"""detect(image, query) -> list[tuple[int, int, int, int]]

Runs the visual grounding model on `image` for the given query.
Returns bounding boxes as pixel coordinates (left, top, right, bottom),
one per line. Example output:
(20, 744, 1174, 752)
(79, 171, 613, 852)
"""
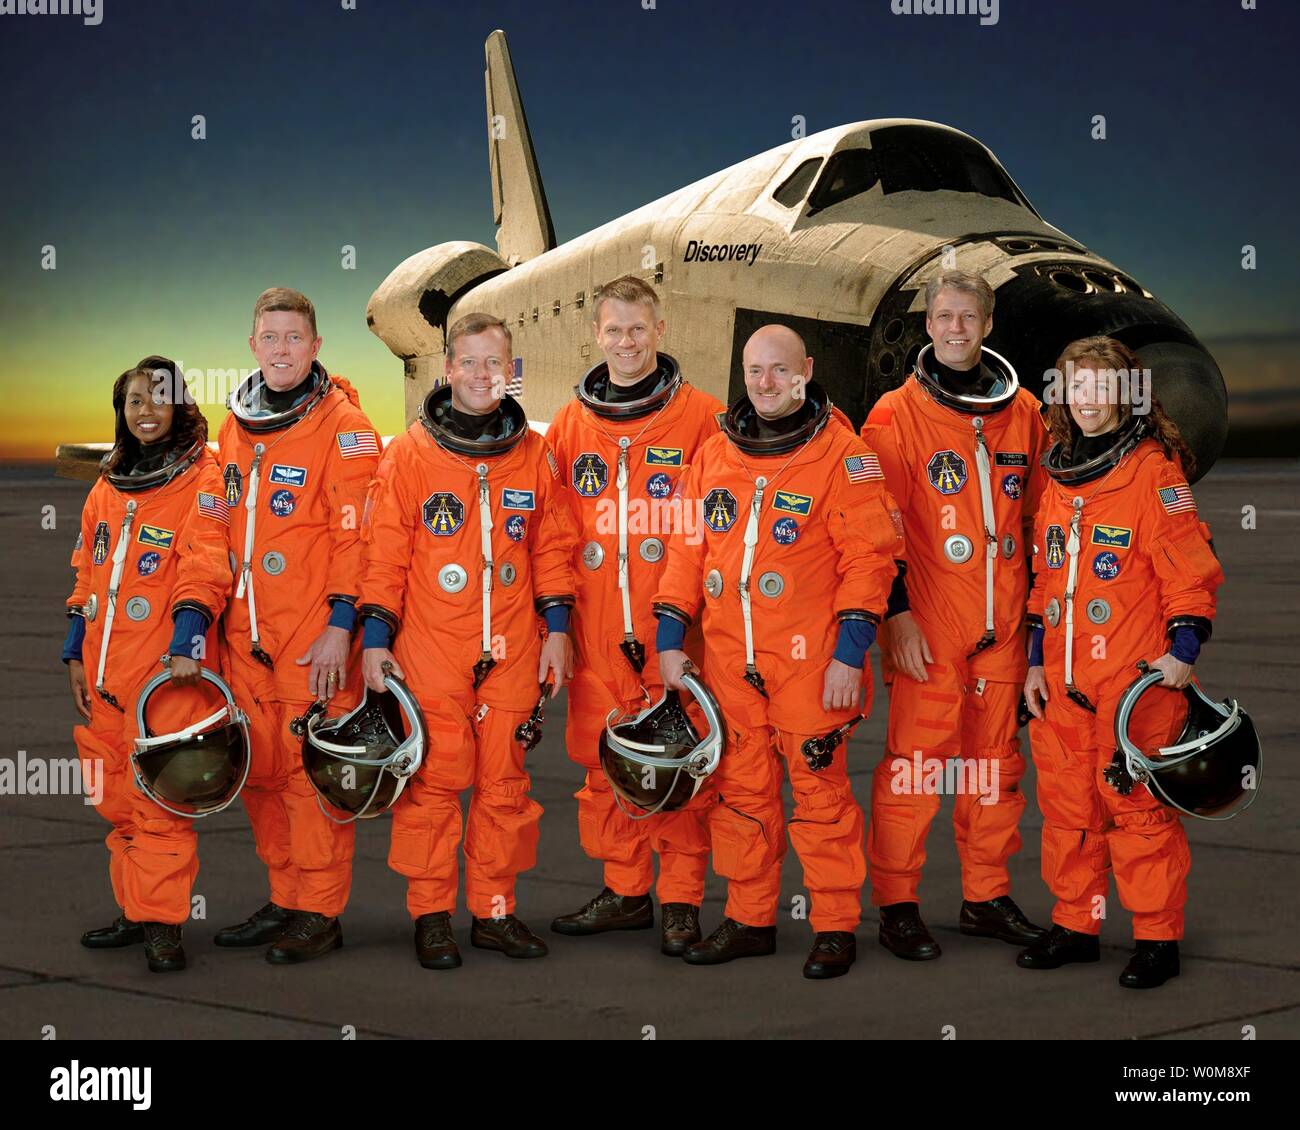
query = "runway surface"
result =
(1, 460, 1295, 1040)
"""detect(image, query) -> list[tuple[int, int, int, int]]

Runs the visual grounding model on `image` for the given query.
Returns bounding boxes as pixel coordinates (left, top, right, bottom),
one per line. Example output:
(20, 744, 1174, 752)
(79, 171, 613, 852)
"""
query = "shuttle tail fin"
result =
(485, 30, 556, 266)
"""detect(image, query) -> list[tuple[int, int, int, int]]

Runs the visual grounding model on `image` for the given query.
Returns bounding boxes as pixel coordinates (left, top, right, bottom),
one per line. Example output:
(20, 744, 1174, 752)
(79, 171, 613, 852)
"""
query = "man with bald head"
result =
(654, 325, 901, 978)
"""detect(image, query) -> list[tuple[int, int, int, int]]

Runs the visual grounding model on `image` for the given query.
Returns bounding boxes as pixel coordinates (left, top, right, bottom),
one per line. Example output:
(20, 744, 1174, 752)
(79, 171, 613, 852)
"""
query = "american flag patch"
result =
(546, 449, 559, 479)
(337, 431, 379, 459)
(844, 454, 884, 483)
(1157, 483, 1196, 515)
(197, 492, 230, 525)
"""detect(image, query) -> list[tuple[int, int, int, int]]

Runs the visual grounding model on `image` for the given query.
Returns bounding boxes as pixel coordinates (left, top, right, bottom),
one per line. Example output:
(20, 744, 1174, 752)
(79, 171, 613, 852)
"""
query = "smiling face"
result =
(1067, 363, 1121, 436)
(595, 298, 664, 385)
(445, 325, 511, 414)
(743, 325, 813, 420)
(250, 310, 322, 392)
(926, 286, 992, 371)
(123, 372, 174, 445)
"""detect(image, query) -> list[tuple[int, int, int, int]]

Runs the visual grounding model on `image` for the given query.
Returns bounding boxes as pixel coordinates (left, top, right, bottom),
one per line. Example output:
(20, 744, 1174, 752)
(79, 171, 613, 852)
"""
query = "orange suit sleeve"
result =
(171, 459, 233, 623)
(358, 440, 417, 636)
(1145, 461, 1222, 636)
(826, 451, 902, 623)
(529, 439, 578, 612)
(67, 481, 100, 614)
(324, 415, 382, 608)
(652, 458, 707, 628)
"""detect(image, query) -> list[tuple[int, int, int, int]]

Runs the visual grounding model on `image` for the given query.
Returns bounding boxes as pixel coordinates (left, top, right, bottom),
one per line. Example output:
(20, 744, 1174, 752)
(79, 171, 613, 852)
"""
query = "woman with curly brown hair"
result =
(1018, 335, 1223, 988)
(63, 356, 232, 973)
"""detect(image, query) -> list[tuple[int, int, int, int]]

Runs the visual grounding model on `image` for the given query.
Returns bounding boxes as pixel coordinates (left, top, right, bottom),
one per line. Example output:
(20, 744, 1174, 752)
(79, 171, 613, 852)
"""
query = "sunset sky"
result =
(1, 0, 1295, 459)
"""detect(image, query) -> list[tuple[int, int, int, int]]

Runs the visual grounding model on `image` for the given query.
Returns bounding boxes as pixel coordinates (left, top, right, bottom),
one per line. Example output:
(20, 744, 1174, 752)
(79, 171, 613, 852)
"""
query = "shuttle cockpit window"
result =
(808, 125, 1035, 215)
(772, 158, 823, 208)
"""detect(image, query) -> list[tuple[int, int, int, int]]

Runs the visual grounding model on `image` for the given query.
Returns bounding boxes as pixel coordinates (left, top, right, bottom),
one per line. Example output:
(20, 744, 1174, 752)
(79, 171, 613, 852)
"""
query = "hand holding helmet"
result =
(600, 670, 724, 819)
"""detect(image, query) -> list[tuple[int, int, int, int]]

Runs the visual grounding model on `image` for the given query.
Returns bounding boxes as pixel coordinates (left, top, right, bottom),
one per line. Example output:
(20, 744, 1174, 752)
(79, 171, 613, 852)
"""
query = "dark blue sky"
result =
(1, 0, 1295, 450)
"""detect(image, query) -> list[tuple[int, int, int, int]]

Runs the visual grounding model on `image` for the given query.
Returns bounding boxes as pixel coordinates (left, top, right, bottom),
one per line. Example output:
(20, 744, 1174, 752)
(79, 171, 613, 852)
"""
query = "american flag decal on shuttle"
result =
(337, 431, 379, 459)
(505, 358, 523, 398)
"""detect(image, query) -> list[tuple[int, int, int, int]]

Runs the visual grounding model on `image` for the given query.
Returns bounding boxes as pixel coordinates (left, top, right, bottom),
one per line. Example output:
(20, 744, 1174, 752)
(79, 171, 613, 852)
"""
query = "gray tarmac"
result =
(1, 461, 1296, 1040)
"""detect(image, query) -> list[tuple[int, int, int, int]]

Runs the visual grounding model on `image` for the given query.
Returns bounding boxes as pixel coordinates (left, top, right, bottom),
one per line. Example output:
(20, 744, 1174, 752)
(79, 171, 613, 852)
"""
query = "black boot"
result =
(414, 911, 462, 970)
(80, 914, 143, 949)
(265, 912, 342, 964)
(682, 918, 776, 965)
(214, 902, 291, 947)
(660, 903, 702, 957)
(803, 932, 857, 980)
(878, 902, 941, 961)
(1119, 940, 1180, 989)
(959, 895, 1049, 945)
(550, 887, 654, 936)
(1016, 924, 1101, 969)
(471, 914, 549, 958)
(142, 922, 186, 973)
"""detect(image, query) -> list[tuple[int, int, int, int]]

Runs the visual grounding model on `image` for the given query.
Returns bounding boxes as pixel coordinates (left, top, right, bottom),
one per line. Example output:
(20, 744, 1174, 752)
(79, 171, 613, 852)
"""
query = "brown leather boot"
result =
(414, 911, 462, 970)
(550, 887, 653, 936)
(265, 912, 342, 964)
(682, 918, 776, 965)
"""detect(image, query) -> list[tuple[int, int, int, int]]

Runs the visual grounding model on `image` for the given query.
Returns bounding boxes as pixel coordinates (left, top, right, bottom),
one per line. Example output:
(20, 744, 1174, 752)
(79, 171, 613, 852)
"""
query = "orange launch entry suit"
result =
(68, 448, 232, 925)
(359, 400, 577, 919)
(654, 398, 900, 933)
(218, 371, 380, 918)
(861, 371, 1048, 907)
(546, 370, 724, 904)
(1028, 439, 1222, 940)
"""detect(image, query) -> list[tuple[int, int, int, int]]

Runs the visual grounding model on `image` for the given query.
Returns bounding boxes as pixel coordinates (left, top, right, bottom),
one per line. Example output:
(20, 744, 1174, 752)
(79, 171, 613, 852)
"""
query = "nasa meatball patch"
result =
(1001, 473, 1022, 500)
(646, 472, 673, 499)
(423, 492, 465, 536)
(772, 517, 799, 545)
(1092, 551, 1121, 580)
(137, 551, 161, 576)
(572, 452, 609, 497)
(927, 450, 968, 495)
(505, 514, 527, 542)
(268, 490, 296, 519)
(703, 488, 738, 533)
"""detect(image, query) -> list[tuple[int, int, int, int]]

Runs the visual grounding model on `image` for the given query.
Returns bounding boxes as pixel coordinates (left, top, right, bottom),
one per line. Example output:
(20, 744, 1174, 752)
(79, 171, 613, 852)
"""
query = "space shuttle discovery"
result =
(368, 29, 1226, 480)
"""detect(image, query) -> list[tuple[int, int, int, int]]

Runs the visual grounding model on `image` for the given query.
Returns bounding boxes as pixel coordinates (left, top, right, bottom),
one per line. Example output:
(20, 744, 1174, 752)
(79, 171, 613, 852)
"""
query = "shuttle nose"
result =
(1122, 339, 1227, 478)
(981, 265, 1228, 481)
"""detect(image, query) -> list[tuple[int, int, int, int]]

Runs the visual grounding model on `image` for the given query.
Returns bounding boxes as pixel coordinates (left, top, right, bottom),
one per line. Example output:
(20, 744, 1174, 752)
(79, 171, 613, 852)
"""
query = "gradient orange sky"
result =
(2, 270, 408, 461)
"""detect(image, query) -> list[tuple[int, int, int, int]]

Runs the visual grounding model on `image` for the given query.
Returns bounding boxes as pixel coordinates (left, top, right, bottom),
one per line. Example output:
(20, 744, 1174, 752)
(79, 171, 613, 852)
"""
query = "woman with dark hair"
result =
(1019, 336, 1223, 988)
(64, 356, 232, 973)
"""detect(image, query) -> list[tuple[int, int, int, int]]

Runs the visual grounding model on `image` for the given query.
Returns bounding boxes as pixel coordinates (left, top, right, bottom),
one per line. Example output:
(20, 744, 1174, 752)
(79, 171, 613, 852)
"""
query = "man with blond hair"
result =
(860, 270, 1048, 960)
(215, 287, 381, 963)
(546, 276, 724, 957)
